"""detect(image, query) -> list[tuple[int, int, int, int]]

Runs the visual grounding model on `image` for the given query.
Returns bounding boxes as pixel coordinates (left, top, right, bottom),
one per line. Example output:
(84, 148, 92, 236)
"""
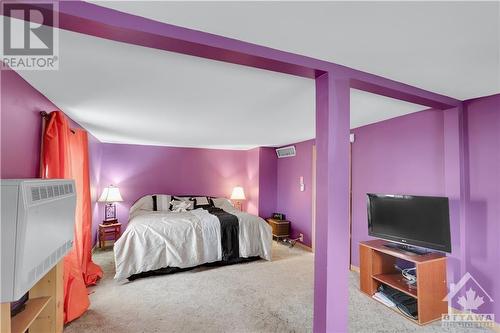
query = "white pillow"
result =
(212, 197, 234, 211)
(156, 195, 172, 211)
(129, 196, 153, 214)
(129, 194, 172, 220)
(191, 196, 212, 208)
(170, 200, 193, 212)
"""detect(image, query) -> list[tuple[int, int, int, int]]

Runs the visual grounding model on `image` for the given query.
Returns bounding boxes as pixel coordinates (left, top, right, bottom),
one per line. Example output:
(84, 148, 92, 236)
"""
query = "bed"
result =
(113, 195, 272, 280)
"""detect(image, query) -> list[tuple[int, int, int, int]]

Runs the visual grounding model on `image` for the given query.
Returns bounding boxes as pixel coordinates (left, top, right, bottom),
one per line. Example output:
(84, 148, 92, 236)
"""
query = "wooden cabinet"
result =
(99, 222, 122, 248)
(266, 218, 290, 240)
(359, 240, 448, 325)
(0, 262, 63, 333)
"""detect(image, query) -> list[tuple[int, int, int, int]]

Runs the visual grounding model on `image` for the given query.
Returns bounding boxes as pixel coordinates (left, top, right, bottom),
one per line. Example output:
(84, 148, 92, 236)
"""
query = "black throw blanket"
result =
(205, 206, 239, 261)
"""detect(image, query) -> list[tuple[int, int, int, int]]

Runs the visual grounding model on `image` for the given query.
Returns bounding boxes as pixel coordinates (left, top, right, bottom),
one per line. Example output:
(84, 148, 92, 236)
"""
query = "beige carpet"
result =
(65, 243, 487, 333)
(65, 243, 314, 333)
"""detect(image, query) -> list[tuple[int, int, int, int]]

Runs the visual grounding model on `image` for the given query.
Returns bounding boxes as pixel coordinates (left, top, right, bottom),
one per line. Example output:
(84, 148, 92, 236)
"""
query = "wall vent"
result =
(30, 183, 74, 202)
(276, 145, 296, 158)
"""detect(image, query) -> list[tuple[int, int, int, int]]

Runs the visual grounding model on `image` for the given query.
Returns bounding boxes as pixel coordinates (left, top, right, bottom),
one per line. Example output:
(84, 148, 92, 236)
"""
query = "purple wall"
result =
(350, 109, 446, 266)
(1, 69, 48, 178)
(258, 147, 278, 219)
(1, 66, 103, 245)
(464, 94, 500, 318)
(350, 99, 500, 323)
(276, 140, 315, 247)
(97, 143, 274, 230)
(245, 147, 260, 216)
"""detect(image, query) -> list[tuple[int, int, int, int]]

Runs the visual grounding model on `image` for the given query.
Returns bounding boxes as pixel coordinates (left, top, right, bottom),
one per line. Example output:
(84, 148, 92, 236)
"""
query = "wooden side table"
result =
(98, 222, 121, 249)
(266, 218, 290, 241)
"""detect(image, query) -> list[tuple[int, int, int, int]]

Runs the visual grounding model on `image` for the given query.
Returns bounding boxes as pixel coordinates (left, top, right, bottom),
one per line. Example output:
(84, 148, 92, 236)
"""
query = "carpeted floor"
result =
(64, 243, 487, 333)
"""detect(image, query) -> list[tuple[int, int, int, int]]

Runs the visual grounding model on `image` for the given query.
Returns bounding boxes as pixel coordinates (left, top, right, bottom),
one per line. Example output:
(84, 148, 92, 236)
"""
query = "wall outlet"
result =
(298, 233, 304, 242)
(299, 176, 305, 192)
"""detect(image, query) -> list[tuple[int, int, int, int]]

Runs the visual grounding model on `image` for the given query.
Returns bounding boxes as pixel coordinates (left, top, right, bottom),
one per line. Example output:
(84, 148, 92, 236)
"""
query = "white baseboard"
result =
(350, 264, 360, 273)
(294, 241, 313, 252)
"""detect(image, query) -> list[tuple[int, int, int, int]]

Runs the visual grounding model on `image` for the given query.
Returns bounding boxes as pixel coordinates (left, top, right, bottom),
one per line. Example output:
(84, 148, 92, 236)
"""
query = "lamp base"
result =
(102, 218, 118, 225)
(104, 203, 117, 220)
(233, 201, 242, 211)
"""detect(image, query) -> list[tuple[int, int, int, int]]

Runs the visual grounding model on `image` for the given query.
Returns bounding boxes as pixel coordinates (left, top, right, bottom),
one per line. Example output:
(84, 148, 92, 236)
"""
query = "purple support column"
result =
(443, 105, 468, 284)
(315, 74, 350, 333)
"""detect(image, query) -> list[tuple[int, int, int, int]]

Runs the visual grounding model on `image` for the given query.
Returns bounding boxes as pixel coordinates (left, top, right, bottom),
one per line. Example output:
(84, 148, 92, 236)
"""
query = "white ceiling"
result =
(94, 1, 500, 101)
(15, 28, 315, 149)
(11, 0, 498, 149)
(12, 22, 426, 149)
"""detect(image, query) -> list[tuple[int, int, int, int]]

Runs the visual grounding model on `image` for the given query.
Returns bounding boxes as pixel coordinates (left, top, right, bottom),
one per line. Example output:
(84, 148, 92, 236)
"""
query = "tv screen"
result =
(367, 194, 451, 253)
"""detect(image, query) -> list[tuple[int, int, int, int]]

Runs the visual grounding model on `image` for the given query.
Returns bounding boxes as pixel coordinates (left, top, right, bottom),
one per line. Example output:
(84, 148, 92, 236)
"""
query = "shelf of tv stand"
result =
(359, 239, 448, 325)
(11, 296, 51, 333)
(0, 261, 63, 333)
(372, 273, 418, 298)
(371, 294, 420, 325)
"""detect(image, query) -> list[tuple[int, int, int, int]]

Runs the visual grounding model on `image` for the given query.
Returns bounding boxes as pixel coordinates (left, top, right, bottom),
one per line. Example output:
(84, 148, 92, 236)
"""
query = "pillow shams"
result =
(152, 195, 172, 211)
(192, 196, 213, 209)
(171, 196, 193, 210)
(170, 200, 193, 212)
(211, 197, 234, 211)
(157, 195, 171, 211)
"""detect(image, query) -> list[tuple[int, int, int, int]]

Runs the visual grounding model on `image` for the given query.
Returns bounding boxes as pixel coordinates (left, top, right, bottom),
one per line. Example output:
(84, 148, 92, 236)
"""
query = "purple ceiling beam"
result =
(16, 1, 460, 109)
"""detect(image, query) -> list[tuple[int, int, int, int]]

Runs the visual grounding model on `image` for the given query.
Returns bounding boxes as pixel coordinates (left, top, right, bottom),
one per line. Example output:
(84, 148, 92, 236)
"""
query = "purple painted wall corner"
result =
(258, 147, 278, 219)
(276, 139, 315, 247)
(245, 147, 260, 216)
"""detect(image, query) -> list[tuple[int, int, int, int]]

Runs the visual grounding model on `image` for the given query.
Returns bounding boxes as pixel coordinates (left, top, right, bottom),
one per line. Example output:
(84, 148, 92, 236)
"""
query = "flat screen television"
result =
(367, 193, 451, 253)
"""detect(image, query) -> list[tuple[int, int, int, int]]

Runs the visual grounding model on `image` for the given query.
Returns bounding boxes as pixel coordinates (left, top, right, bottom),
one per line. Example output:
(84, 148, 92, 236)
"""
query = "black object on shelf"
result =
(378, 284, 418, 320)
(272, 212, 286, 220)
(10, 292, 28, 317)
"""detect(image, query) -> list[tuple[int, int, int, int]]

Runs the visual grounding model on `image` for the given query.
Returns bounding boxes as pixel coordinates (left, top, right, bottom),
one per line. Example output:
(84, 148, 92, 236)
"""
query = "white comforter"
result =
(114, 208, 272, 280)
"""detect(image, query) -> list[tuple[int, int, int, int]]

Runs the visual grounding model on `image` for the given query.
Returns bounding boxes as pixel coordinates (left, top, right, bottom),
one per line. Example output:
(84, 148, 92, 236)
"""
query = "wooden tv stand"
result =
(0, 261, 63, 333)
(359, 240, 447, 325)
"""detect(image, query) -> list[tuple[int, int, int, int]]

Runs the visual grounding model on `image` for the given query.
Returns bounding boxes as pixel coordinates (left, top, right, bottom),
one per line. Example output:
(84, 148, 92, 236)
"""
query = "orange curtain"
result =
(41, 111, 103, 323)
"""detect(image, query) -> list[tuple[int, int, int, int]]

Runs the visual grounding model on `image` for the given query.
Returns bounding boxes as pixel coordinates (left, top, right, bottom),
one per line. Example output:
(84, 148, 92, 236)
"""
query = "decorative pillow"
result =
(157, 195, 172, 211)
(173, 196, 191, 202)
(170, 200, 193, 212)
(211, 197, 235, 211)
(192, 196, 212, 209)
(152, 194, 172, 211)
(129, 194, 172, 220)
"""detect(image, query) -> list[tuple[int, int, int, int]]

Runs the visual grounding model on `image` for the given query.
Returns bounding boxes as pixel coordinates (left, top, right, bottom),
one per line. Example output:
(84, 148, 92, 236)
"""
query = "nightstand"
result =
(266, 218, 290, 241)
(98, 222, 121, 249)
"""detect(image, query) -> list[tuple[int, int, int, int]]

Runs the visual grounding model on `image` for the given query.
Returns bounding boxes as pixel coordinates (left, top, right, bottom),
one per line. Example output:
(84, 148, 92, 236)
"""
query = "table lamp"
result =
(230, 186, 246, 211)
(98, 185, 123, 223)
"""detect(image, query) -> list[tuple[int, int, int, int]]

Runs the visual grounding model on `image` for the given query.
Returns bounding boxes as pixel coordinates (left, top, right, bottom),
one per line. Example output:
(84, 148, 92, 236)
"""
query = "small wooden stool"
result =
(98, 222, 121, 249)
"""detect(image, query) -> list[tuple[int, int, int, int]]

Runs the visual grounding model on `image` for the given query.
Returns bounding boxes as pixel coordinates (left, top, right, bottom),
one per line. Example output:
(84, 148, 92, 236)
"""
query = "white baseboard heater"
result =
(1, 179, 76, 302)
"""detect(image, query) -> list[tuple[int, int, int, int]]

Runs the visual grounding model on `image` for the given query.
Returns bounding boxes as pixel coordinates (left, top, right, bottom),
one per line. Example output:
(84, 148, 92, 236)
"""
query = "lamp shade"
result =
(98, 185, 123, 203)
(230, 186, 246, 200)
